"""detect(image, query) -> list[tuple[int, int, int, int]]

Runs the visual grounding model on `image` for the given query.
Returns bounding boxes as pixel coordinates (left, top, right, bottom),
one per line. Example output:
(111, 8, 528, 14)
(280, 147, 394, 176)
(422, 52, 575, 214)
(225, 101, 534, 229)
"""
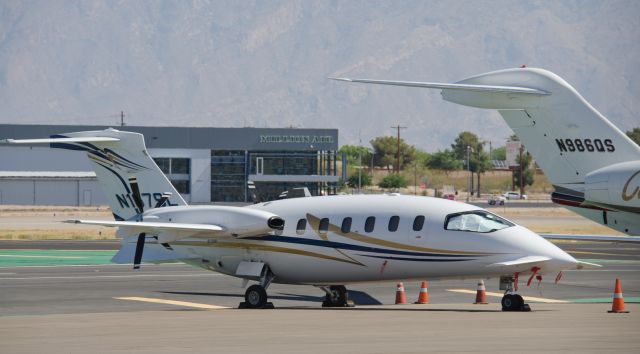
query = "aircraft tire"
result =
(245, 284, 268, 308)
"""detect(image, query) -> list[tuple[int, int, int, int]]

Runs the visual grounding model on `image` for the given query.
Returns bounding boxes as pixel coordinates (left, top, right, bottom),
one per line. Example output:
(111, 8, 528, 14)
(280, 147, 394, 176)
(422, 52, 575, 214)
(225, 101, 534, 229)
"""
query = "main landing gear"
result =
(321, 285, 355, 307)
(500, 275, 531, 312)
(239, 267, 275, 309)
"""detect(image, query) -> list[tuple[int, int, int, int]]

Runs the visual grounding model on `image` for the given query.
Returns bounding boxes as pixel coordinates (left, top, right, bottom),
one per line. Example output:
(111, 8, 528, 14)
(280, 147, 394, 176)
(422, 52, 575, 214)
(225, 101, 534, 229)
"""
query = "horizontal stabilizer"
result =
(111, 243, 199, 264)
(65, 219, 223, 234)
(488, 255, 551, 268)
(541, 234, 640, 243)
(0, 137, 120, 144)
(329, 77, 550, 95)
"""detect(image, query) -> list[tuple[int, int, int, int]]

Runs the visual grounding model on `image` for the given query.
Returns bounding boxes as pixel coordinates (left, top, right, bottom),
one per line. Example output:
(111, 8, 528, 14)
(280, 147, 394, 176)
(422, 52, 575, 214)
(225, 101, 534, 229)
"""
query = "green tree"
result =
(451, 131, 491, 196)
(369, 136, 416, 172)
(346, 172, 372, 188)
(338, 145, 371, 166)
(514, 152, 534, 192)
(627, 128, 640, 146)
(378, 174, 408, 189)
(425, 149, 462, 174)
(490, 146, 506, 160)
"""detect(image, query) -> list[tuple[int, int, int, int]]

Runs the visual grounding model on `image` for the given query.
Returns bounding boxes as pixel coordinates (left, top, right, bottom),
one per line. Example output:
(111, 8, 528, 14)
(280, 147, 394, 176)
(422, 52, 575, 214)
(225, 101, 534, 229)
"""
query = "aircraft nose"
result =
(548, 248, 579, 271)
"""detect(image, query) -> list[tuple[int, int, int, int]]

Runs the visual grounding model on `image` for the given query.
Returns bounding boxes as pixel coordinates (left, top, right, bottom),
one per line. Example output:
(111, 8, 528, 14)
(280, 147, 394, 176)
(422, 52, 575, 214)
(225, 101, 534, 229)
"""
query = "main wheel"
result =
(245, 284, 268, 308)
(324, 285, 348, 307)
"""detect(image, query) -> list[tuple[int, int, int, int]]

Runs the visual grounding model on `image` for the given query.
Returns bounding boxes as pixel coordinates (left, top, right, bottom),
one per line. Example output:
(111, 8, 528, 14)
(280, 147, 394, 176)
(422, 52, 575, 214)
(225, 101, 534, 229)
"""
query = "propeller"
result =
(128, 176, 146, 270)
(127, 177, 174, 270)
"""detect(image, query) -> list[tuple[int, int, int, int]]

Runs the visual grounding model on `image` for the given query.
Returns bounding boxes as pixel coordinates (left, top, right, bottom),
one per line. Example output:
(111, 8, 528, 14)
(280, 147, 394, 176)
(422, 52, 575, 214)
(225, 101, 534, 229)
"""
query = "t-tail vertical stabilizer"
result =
(2, 128, 187, 220)
(333, 67, 640, 234)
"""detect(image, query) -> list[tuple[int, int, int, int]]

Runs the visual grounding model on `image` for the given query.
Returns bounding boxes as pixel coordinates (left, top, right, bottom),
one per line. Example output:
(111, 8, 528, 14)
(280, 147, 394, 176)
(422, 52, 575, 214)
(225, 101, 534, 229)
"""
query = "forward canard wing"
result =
(487, 255, 551, 268)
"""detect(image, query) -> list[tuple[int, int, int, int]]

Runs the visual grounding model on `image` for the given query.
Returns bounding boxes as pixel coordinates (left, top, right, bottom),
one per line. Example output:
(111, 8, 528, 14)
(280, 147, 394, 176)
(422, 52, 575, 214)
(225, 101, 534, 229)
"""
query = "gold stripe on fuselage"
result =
(173, 241, 366, 266)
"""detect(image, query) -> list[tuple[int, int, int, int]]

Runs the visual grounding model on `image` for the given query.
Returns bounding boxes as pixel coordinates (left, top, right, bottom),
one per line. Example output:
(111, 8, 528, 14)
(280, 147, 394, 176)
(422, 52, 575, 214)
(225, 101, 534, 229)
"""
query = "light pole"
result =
(466, 145, 473, 202)
(357, 149, 362, 193)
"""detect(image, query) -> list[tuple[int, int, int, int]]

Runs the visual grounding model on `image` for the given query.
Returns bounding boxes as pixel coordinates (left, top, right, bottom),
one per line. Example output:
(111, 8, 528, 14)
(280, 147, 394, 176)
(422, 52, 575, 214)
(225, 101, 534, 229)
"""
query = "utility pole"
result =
(519, 144, 524, 198)
(466, 145, 473, 203)
(120, 111, 125, 127)
(391, 125, 407, 174)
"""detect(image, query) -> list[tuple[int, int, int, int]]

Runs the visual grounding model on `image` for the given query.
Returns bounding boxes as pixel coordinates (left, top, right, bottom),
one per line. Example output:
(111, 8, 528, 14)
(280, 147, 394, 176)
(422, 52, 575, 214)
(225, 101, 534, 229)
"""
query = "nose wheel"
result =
(499, 275, 531, 312)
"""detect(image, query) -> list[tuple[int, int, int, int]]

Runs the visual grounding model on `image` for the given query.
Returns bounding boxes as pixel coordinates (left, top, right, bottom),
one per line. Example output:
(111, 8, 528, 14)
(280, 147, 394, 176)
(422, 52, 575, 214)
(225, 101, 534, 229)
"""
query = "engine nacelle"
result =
(136, 205, 284, 240)
(584, 160, 640, 211)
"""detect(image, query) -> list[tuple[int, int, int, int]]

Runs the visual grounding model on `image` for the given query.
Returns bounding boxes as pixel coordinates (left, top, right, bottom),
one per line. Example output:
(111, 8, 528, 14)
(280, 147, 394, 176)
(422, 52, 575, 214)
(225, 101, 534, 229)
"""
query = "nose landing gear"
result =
(499, 275, 531, 312)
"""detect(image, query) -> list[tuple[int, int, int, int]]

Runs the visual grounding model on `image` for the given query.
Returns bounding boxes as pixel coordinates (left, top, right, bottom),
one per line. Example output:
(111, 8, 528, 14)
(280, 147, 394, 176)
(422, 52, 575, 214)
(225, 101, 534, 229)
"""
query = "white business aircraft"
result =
(332, 67, 640, 236)
(1, 129, 592, 310)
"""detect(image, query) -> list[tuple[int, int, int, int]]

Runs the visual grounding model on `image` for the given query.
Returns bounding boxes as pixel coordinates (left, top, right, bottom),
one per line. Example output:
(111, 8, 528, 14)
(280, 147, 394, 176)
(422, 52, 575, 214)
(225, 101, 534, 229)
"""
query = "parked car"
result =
(502, 191, 528, 200)
(488, 195, 506, 205)
(442, 193, 456, 201)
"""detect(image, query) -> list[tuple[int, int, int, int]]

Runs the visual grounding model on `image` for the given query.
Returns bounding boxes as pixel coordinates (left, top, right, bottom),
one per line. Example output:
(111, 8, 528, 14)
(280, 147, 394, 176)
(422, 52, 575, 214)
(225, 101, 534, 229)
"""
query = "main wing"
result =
(67, 219, 259, 243)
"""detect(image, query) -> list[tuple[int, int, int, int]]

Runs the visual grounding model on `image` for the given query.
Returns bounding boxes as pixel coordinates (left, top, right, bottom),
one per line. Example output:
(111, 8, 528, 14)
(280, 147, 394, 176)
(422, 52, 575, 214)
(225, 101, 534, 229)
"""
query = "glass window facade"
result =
(153, 157, 191, 194)
(210, 149, 337, 203)
(211, 150, 246, 203)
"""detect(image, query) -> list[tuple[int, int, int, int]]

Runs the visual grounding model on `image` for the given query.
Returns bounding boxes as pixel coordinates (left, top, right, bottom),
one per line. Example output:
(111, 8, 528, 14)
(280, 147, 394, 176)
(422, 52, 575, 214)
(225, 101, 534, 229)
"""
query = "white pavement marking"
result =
(0, 273, 223, 280)
(114, 296, 230, 310)
(447, 289, 569, 303)
(0, 272, 16, 275)
(0, 255, 86, 259)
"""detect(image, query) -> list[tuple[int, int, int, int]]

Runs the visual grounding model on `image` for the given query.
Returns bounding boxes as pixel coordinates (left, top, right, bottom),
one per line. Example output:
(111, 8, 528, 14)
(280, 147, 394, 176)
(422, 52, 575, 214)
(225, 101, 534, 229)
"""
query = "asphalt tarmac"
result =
(1, 242, 639, 353)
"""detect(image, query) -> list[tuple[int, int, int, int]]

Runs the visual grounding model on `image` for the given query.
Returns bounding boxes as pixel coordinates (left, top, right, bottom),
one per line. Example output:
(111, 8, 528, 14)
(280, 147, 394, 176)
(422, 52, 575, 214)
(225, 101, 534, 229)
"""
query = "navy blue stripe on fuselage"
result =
(359, 254, 474, 262)
(244, 235, 482, 258)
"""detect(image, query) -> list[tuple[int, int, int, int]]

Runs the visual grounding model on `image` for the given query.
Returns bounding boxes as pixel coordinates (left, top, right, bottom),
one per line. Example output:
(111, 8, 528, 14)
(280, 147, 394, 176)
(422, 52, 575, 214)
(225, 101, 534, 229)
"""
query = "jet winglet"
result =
(330, 77, 550, 95)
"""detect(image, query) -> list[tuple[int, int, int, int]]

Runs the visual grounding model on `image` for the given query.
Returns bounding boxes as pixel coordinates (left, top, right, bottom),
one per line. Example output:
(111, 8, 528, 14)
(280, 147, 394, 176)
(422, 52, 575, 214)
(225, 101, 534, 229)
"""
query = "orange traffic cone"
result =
(474, 280, 488, 304)
(608, 278, 629, 313)
(415, 281, 429, 304)
(395, 282, 407, 304)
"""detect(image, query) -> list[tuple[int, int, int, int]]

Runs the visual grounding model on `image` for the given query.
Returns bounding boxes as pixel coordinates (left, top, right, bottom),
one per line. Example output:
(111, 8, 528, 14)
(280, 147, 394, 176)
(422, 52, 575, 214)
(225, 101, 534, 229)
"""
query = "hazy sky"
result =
(0, 0, 638, 150)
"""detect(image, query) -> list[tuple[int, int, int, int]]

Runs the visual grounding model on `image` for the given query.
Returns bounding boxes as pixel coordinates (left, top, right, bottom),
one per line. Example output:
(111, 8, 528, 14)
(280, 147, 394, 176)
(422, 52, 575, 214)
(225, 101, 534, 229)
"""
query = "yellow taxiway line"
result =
(114, 296, 230, 309)
(447, 289, 569, 303)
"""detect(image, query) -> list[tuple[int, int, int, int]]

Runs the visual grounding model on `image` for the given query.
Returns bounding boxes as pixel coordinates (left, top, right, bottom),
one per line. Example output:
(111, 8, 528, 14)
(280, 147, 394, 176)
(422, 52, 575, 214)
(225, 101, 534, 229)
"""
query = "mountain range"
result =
(0, 0, 638, 150)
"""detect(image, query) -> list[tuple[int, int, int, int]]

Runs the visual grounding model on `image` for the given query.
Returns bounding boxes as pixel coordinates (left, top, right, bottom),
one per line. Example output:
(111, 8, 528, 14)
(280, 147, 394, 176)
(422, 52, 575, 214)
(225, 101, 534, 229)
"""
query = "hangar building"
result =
(0, 124, 339, 206)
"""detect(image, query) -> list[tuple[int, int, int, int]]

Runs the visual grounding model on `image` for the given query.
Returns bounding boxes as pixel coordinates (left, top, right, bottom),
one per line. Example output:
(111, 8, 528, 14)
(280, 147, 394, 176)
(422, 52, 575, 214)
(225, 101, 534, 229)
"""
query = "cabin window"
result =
(444, 211, 514, 233)
(319, 218, 330, 234)
(413, 215, 425, 231)
(296, 219, 307, 235)
(365, 216, 375, 233)
(341, 217, 352, 233)
(388, 216, 400, 232)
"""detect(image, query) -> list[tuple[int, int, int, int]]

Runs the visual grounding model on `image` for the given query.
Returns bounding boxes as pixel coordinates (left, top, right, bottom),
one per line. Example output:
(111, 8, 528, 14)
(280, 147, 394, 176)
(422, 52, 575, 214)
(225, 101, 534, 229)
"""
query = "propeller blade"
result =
(153, 192, 172, 208)
(133, 233, 146, 270)
(128, 176, 145, 213)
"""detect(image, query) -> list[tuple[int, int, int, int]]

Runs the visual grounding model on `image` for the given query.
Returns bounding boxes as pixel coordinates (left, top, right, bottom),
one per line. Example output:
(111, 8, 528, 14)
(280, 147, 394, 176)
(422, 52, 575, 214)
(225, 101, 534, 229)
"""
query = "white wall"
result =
(0, 179, 106, 206)
(149, 148, 211, 203)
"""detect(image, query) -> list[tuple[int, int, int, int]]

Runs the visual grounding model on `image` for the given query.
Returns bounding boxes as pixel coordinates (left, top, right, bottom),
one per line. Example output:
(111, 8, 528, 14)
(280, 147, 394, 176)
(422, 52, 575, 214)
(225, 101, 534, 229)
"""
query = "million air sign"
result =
(259, 135, 334, 144)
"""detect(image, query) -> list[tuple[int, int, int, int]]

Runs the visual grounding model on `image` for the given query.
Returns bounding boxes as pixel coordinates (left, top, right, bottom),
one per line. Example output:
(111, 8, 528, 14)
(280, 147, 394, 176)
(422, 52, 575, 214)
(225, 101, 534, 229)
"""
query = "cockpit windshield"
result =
(444, 210, 514, 233)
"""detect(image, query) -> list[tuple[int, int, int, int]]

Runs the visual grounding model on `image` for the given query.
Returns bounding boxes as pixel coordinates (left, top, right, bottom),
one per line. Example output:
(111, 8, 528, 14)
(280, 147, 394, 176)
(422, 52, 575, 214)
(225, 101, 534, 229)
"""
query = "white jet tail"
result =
(2, 128, 186, 220)
(334, 68, 640, 234)
(333, 67, 640, 193)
